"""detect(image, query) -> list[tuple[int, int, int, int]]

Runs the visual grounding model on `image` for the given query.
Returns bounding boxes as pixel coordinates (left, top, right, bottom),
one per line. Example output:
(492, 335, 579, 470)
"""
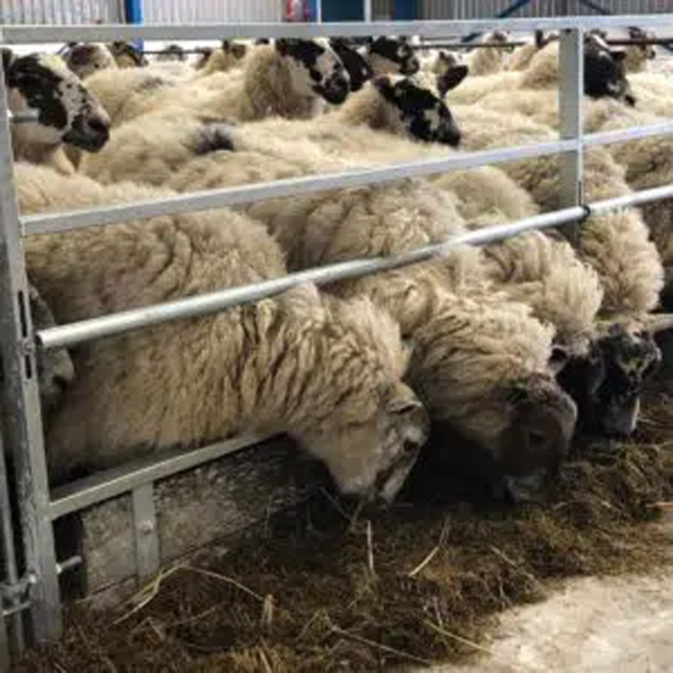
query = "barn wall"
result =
(0, 0, 122, 23)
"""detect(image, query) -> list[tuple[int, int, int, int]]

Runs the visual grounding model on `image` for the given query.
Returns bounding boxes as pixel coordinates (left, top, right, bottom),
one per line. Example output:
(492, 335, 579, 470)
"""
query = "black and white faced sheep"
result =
(329, 38, 374, 92)
(274, 38, 351, 106)
(2, 49, 110, 172)
(363, 36, 420, 76)
(557, 323, 661, 438)
(584, 33, 636, 106)
(351, 73, 466, 146)
(61, 42, 117, 80)
(17, 164, 429, 503)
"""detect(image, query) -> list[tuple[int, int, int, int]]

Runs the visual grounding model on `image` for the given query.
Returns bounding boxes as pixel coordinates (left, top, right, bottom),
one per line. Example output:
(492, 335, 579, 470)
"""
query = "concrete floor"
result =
(433, 570, 673, 673)
(431, 519, 673, 673)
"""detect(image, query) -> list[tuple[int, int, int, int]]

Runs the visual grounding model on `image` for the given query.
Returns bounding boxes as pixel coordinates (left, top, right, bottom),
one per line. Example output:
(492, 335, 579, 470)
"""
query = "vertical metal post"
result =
(0, 431, 25, 667)
(0, 67, 61, 643)
(364, 0, 372, 21)
(124, 0, 144, 50)
(131, 485, 159, 582)
(558, 28, 584, 245)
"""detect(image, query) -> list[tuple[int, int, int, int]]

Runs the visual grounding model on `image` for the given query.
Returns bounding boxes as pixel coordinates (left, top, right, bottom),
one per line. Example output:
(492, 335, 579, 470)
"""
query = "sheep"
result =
(164, 147, 579, 498)
(213, 115, 658, 438)
(329, 38, 374, 92)
(82, 66, 178, 128)
(61, 42, 117, 80)
(466, 30, 510, 77)
(361, 36, 420, 76)
(94, 38, 351, 127)
(194, 40, 248, 77)
(623, 27, 657, 73)
(449, 35, 636, 113)
(507, 30, 559, 72)
(79, 72, 465, 185)
(16, 162, 429, 501)
(2, 49, 110, 173)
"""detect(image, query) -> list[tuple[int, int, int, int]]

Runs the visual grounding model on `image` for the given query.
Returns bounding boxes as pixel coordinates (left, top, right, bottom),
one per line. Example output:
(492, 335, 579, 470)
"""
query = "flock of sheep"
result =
(5, 26, 673, 509)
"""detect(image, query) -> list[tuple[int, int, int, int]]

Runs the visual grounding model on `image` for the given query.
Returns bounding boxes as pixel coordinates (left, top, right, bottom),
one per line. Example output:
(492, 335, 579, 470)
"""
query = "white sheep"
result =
(164, 147, 579, 494)
(17, 162, 429, 502)
(193, 40, 248, 77)
(2, 49, 110, 173)
(93, 39, 351, 127)
(466, 30, 511, 77)
(450, 36, 636, 114)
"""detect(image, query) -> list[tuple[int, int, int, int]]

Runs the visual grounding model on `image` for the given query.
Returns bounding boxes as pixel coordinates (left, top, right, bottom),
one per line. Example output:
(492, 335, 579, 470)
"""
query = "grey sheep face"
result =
(366, 36, 420, 76)
(584, 34, 636, 106)
(62, 43, 116, 80)
(3, 49, 110, 152)
(496, 372, 577, 502)
(557, 324, 660, 438)
(374, 74, 465, 146)
(298, 382, 429, 506)
(275, 38, 351, 105)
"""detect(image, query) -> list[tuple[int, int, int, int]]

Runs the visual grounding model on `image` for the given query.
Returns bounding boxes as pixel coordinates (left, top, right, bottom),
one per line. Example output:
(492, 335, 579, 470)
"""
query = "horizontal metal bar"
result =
(55, 556, 82, 575)
(8, 111, 38, 124)
(2, 601, 30, 619)
(37, 206, 586, 351)
(414, 38, 673, 51)
(23, 139, 579, 235)
(3, 16, 673, 44)
(589, 183, 673, 214)
(48, 433, 273, 520)
(37, 180, 673, 353)
(584, 122, 673, 148)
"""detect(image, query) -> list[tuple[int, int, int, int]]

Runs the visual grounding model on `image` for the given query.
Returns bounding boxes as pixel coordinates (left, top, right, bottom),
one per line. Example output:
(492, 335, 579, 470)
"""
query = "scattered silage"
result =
(16, 392, 673, 673)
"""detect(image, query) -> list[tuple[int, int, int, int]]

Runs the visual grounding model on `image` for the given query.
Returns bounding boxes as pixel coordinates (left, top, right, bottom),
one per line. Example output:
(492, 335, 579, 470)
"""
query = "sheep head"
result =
(584, 33, 636, 106)
(372, 74, 464, 146)
(329, 38, 374, 92)
(408, 292, 576, 502)
(365, 36, 420, 76)
(62, 42, 117, 79)
(556, 322, 661, 438)
(288, 293, 429, 505)
(275, 38, 350, 105)
(3, 49, 110, 152)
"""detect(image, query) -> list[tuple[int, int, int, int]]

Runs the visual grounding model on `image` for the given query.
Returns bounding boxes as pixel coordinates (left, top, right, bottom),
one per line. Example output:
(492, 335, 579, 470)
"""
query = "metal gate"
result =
(2, 10, 673, 673)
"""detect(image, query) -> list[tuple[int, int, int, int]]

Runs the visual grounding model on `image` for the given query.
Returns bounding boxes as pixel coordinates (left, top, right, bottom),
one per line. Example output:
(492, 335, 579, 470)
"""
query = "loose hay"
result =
(17, 393, 673, 673)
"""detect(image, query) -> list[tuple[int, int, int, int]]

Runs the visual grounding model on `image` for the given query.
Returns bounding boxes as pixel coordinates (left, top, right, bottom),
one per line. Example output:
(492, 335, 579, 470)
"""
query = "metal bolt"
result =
(139, 521, 155, 535)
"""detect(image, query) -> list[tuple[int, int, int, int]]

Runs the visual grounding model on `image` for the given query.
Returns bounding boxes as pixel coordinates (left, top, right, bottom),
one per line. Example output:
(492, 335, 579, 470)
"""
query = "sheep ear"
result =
(438, 64, 469, 96)
(221, 40, 231, 52)
(1, 48, 14, 80)
(534, 30, 546, 48)
(549, 345, 570, 375)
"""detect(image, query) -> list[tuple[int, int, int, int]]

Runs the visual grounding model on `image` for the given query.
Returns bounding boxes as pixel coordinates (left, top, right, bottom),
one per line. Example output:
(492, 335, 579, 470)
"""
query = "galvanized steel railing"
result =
(2, 14, 673, 670)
